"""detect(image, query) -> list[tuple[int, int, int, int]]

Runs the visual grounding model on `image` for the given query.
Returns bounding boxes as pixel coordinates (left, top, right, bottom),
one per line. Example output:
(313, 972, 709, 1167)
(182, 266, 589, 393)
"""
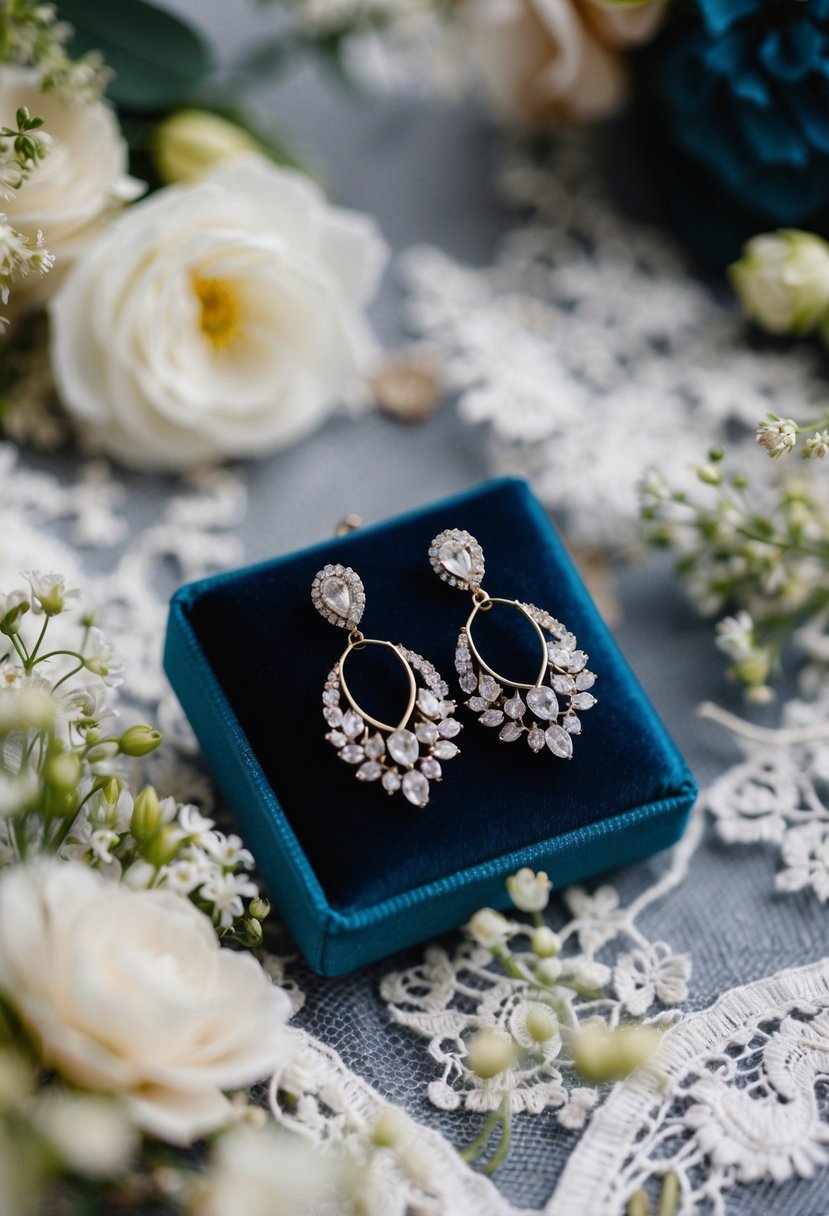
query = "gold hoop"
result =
(465, 597, 549, 691)
(338, 637, 417, 734)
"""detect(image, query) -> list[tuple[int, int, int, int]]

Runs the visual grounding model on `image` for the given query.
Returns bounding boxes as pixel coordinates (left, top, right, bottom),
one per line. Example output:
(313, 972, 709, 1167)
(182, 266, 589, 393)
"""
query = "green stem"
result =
(482, 1098, 512, 1177)
(657, 1171, 679, 1216)
(494, 946, 527, 981)
(9, 633, 27, 665)
(458, 1107, 502, 1165)
(25, 616, 48, 669)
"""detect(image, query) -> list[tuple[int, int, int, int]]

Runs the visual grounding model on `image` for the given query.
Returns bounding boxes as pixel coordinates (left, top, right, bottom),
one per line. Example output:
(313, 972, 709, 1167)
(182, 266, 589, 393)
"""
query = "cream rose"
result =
(0, 860, 291, 1144)
(0, 66, 141, 309)
(462, 0, 664, 126)
(49, 157, 389, 470)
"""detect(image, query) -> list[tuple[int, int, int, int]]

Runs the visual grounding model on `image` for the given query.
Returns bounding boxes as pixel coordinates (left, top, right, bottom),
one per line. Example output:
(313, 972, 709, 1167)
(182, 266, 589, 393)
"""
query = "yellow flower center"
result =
(192, 275, 240, 350)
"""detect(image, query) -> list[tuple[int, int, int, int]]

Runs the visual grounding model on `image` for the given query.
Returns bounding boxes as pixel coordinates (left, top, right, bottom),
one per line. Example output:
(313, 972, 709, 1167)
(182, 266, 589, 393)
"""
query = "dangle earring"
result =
(312, 563, 461, 807)
(428, 530, 597, 758)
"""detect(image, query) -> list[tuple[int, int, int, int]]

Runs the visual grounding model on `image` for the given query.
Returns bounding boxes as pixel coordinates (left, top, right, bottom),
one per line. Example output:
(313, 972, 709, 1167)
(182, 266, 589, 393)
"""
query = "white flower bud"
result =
(730, 230, 829, 335)
(525, 1005, 557, 1043)
(464, 1027, 516, 1079)
(536, 956, 563, 984)
(506, 867, 552, 912)
(465, 907, 514, 949)
(531, 925, 561, 958)
(802, 431, 829, 459)
(153, 109, 264, 185)
(23, 571, 79, 616)
(372, 1107, 408, 1149)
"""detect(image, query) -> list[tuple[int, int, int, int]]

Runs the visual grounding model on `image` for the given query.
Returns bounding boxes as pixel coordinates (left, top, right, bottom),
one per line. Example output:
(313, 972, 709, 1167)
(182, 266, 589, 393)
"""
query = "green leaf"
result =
(57, 0, 212, 111)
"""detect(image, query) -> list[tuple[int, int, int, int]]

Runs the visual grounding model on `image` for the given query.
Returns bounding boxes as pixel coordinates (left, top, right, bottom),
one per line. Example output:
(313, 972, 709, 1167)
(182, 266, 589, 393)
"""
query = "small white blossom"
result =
(756, 418, 798, 459)
(34, 1094, 138, 1178)
(205, 830, 255, 870)
(83, 627, 124, 685)
(465, 907, 516, 950)
(715, 611, 756, 662)
(201, 870, 258, 929)
(23, 570, 80, 616)
(506, 866, 551, 912)
(802, 431, 829, 459)
(178, 803, 216, 842)
(88, 828, 120, 864)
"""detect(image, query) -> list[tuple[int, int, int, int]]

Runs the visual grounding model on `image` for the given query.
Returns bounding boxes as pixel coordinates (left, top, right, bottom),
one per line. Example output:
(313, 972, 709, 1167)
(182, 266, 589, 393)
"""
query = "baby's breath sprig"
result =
(641, 451, 829, 699)
(0, 573, 269, 946)
(0, 0, 111, 102)
(459, 868, 661, 1177)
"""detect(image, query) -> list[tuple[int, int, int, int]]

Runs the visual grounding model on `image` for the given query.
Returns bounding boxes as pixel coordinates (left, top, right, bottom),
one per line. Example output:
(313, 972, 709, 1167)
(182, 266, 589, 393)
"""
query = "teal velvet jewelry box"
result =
(163, 478, 697, 976)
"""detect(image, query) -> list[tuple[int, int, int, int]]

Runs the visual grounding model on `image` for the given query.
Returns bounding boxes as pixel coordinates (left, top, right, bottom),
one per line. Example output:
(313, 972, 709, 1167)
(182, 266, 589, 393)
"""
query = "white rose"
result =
(730, 230, 829, 336)
(0, 859, 291, 1145)
(0, 66, 142, 309)
(50, 157, 389, 471)
(461, 0, 664, 126)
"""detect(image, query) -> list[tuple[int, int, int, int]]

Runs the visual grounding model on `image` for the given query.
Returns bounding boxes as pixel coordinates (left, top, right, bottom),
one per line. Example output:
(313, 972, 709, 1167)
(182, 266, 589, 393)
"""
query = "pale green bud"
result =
(372, 1108, 407, 1149)
(0, 596, 28, 636)
(153, 109, 263, 184)
(16, 687, 56, 730)
(525, 1005, 557, 1043)
(571, 1022, 660, 1084)
(536, 956, 563, 984)
(145, 825, 185, 868)
(697, 463, 722, 486)
(464, 1028, 515, 1079)
(119, 724, 162, 757)
(730, 230, 829, 336)
(45, 751, 81, 793)
(730, 653, 770, 688)
(130, 786, 161, 843)
(802, 431, 829, 460)
(249, 896, 271, 921)
(241, 917, 263, 947)
(531, 925, 560, 958)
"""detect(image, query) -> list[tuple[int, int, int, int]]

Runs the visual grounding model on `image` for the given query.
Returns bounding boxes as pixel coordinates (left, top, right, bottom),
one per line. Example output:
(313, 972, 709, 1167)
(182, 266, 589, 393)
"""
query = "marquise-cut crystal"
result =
(504, 694, 525, 720)
(420, 757, 441, 780)
(439, 718, 461, 738)
(500, 721, 522, 743)
(564, 715, 581, 734)
(321, 575, 351, 618)
(340, 744, 364, 764)
(479, 676, 501, 702)
(468, 696, 487, 713)
(365, 734, 385, 759)
(572, 692, 596, 711)
(527, 727, 545, 752)
(342, 710, 364, 738)
(551, 674, 575, 694)
(328, 731, 347, 748)
(382, 770, 401, 792)
(357, 760, 382, 781)
(415, 721, 439, 744)
(568, 650, 588, 672)
(323, 707, 343, 727)
(402, 769, 430, 807)
(575, 671, 595, 691)
(438, 538, 473, 580)
(459, 672, 478, 694)
(526, 687, 558, 720)
(417, 689, 441, 719)
(480, 709, 504, 727)
(387, 729, 419, 766)
(322, 689, 339, 707)
(433, 740, 458, 760)
(546, 724, 573, 759)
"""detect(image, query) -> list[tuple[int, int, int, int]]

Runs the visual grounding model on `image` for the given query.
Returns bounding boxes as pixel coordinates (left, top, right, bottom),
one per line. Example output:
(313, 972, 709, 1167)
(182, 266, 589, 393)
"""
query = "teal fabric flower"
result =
(659, 0, 829, 224)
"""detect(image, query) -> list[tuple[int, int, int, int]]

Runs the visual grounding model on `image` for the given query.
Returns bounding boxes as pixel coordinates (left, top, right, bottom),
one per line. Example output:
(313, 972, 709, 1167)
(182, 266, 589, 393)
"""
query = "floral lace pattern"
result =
(380, 813, 701, 1123)
(554, 959, 829, 1215)
(401, 139, 825, 544)
(704, 695, 829, 903)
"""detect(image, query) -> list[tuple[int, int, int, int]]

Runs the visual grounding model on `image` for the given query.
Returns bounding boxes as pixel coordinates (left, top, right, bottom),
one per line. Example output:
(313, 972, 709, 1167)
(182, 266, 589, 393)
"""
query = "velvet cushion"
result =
(165, 478, 697, 974)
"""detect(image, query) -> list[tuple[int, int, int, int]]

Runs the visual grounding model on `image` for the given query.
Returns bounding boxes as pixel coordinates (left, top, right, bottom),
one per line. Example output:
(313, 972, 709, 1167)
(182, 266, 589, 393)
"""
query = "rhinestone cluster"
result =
(311, 564, 366, 631)
(429, 529, 485, 591)
(455, 603, 596, 758)
(321, 647, 461, 807)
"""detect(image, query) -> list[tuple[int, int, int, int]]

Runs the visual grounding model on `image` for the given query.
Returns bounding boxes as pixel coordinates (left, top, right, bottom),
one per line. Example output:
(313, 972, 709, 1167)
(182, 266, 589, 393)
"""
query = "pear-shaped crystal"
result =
(321, 575, 351, 618)
(438, 539, 473, 580)
(402, 769, 430, 807)
(546, 725, 574, 759)
(388, 729, 419, 766)
(526, 687, 558, 721)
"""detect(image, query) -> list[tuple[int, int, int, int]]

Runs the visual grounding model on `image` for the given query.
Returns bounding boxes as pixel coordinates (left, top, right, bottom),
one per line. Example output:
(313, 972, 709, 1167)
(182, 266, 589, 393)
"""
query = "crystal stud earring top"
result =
(428, 530, 597, 758)
(312, 563, 461, 807)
